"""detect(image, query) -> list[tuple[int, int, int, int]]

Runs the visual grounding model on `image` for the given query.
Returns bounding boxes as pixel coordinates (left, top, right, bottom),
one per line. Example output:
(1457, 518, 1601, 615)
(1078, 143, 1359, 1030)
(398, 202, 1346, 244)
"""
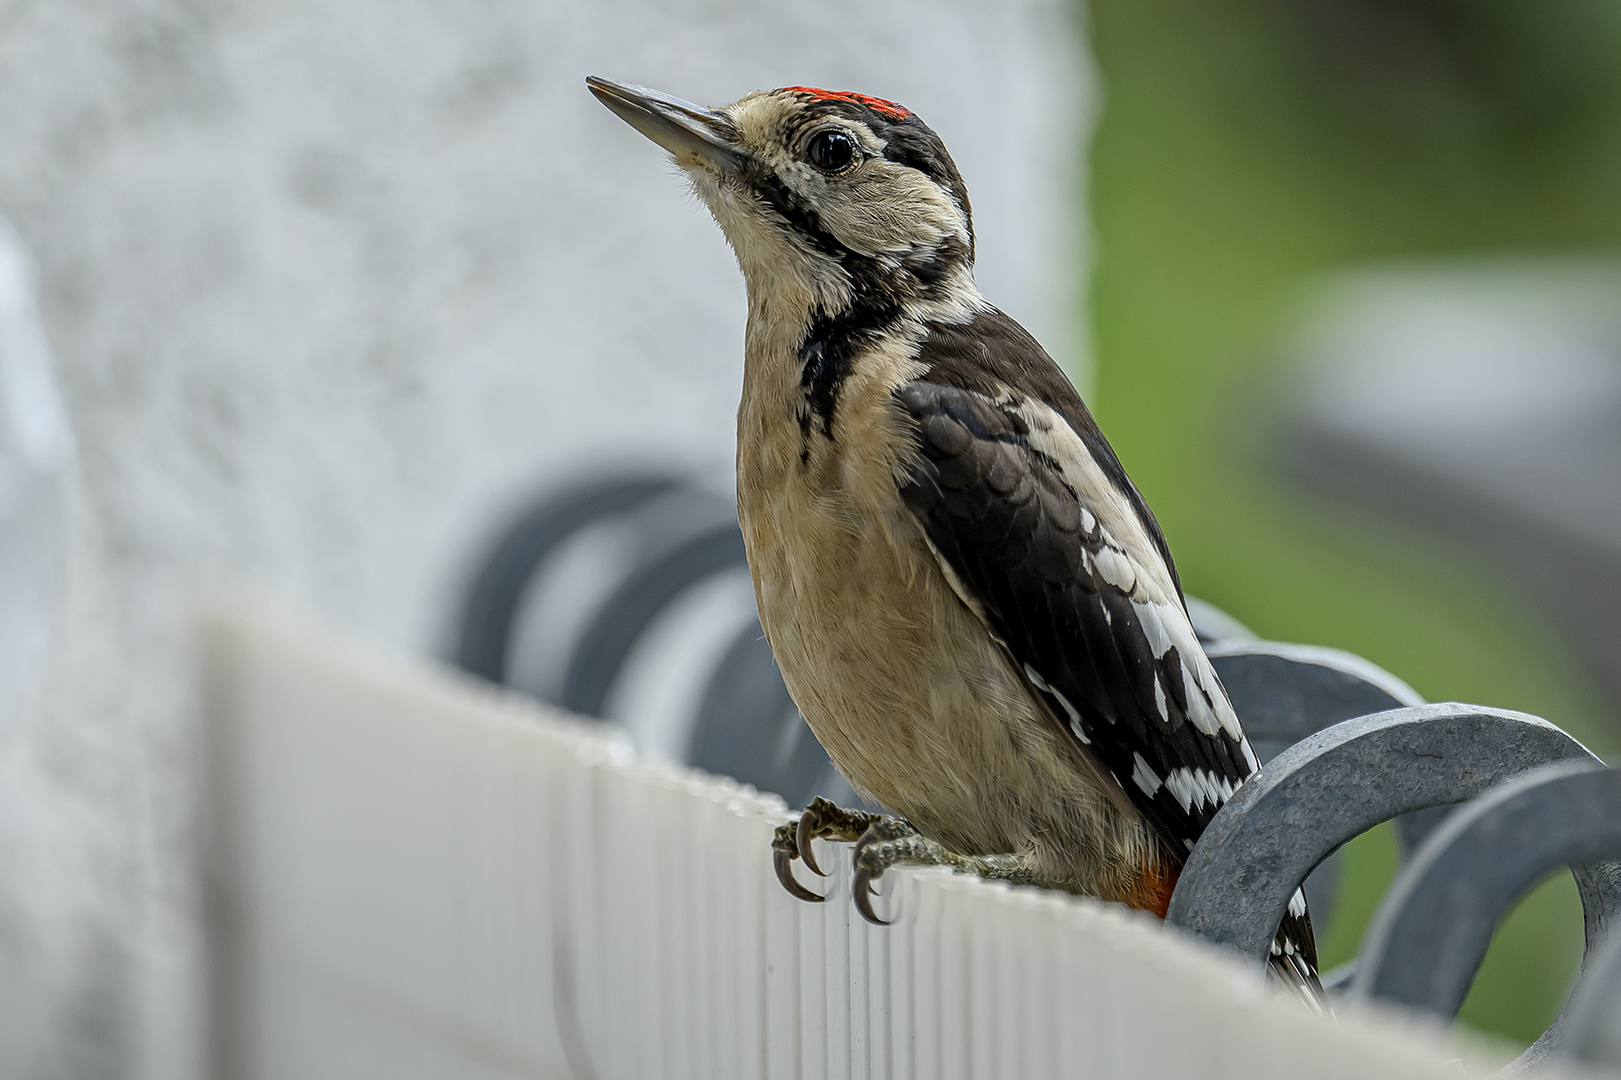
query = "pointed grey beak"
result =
(586, 76, 746, 175)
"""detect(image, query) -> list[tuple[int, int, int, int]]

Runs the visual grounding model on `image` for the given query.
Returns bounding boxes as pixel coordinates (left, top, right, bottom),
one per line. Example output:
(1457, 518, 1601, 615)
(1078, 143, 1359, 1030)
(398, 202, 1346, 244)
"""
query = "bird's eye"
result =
(807, 130, 857, 173)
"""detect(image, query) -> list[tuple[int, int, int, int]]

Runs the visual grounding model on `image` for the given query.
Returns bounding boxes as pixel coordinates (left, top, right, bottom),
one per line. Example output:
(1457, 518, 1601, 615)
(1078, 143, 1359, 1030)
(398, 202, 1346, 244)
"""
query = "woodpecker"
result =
(587, 76, 1321, 996)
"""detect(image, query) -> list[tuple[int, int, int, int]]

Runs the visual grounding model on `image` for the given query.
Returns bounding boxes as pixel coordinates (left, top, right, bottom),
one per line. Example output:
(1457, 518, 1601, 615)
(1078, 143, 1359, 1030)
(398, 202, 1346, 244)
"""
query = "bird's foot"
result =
(852, 831, 1036, 925)
(773, 797, 902, 903)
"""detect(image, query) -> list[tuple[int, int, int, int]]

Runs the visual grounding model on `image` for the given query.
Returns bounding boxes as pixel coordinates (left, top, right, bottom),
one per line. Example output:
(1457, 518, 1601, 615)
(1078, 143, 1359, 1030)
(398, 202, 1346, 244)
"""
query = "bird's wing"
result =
(893, 308, 1319, 986)
(894, 308, 1253, 855)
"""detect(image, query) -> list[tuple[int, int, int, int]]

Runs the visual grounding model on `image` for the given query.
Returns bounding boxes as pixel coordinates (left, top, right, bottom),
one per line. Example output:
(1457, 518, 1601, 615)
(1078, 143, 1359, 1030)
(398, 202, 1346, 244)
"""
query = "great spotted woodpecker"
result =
(587, 76, 1321, 996)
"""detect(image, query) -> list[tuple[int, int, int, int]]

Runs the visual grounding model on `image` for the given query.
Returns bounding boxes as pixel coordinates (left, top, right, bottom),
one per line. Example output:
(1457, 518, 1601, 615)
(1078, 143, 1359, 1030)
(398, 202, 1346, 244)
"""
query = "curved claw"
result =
(775, 848, 825, 903)
(852, 864, 890, 925)
(796, 812, 826, 877)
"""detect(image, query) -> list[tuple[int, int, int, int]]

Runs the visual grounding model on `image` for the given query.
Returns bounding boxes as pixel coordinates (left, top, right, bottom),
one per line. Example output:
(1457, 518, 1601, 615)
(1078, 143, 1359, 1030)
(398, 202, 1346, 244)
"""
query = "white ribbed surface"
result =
(203, 597, 1549, 1080)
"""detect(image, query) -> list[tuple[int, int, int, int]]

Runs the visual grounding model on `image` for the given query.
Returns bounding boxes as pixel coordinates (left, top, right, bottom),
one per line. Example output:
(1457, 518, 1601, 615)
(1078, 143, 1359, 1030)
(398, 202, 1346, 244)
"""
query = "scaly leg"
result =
(851, 826, 1039, 925)
(772, 797, 913, 902)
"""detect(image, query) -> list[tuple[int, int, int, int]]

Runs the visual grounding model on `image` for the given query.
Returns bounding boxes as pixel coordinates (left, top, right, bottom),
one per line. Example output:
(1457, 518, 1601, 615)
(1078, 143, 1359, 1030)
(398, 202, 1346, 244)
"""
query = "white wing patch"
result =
(1011, 397, 1168, 595)
(1133, 599, 1174, 658)
(915, 382, 1265, 839)
(1180, 662, 1220, 736)
(1024, 664, 1091, 744)
(1165, 769, 1199, 812)
(1011, 396, 1246, 743)
(1146, 589, 1243, 741)
(1185, 643, 1243, 741)
(1131, 752, 1162, 796)
(922, 533, 989, 623)
(1164, 767, 1238, 813)
(1091, 545, 1136, 592)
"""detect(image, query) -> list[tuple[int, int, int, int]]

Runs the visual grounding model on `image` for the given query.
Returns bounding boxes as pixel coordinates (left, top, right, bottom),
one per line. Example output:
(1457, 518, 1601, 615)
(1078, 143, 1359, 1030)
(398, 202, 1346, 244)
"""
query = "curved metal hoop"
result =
(1350, 761, 1621, 1071)
(1562, 922, 1621, 1068)
(1206, 640, 1424, 934)
(1206, 640, 1423, 751)
(453, 474, 683, 682)
(559, 521, 747, 717)
(1165, 704, 1602, 975)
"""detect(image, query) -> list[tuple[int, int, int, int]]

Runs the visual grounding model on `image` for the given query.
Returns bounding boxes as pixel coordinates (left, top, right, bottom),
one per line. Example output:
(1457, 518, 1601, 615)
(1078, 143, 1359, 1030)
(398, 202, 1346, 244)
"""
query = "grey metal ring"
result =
(453, 474, 683, 682)
(1207, 640, 1424, 751)
(1206, 640, 1424, 939)
(559, 521, 748, 717)
(1350, 760, 1621, 1072)
(1165, 703, 1602, 977)
(1562, 920, 1621, 1068)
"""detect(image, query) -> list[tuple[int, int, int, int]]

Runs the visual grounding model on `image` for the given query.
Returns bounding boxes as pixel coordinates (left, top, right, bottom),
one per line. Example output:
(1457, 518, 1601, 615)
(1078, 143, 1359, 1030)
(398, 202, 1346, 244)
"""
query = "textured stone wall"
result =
(0, 2, 1092, 1076)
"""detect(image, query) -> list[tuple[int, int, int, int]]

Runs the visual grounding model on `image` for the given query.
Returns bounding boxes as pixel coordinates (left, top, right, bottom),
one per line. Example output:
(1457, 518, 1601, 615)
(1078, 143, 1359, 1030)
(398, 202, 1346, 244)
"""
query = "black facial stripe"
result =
(909, 236, 969, 289)
(748, 169, 847, 260)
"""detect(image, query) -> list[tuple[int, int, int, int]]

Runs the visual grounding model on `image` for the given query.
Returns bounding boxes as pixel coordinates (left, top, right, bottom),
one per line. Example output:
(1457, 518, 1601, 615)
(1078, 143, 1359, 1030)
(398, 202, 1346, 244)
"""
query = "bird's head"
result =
(587, 76, 976, 320)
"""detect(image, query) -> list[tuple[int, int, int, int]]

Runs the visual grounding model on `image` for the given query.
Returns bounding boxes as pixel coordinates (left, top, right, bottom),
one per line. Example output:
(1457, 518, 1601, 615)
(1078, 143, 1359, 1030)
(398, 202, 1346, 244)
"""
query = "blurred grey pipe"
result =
(0, 214, 72, 721)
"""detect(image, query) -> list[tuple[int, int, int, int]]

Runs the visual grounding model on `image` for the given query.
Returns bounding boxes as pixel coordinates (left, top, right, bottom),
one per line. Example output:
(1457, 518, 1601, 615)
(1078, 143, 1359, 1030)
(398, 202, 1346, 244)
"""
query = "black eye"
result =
(807, 130, 857, 173)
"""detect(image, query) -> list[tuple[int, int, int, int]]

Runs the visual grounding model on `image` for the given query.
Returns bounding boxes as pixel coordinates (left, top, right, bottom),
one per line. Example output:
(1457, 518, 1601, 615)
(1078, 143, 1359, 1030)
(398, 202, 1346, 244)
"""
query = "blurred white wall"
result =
(0, 1, 1094, 1077)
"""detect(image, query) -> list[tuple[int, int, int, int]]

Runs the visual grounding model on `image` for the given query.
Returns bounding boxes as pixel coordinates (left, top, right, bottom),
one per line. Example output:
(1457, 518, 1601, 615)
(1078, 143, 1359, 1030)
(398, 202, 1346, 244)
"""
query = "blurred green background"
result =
(1085, 0, 1621, 1048)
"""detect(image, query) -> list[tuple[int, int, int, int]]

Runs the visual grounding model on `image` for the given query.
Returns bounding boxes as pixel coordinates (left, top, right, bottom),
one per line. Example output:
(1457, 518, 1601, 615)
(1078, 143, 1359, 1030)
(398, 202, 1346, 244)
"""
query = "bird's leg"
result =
(851, 826, 1040, 925)
(772, 796, 910, 902)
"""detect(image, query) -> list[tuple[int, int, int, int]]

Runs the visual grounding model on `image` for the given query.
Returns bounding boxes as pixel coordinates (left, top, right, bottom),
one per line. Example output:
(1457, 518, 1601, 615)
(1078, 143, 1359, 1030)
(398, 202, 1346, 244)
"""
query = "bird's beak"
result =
(586, 76, 746, 176)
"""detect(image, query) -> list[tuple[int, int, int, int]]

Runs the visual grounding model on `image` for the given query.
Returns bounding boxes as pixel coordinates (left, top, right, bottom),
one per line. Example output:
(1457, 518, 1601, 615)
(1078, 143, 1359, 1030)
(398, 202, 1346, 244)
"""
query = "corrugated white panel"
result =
(201, 596, 1587, 1080)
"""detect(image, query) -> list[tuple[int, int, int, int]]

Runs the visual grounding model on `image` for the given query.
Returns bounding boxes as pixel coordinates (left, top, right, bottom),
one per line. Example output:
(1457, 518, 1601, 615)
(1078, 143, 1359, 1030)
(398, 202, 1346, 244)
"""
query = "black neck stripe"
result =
(745, 167, 971, 458)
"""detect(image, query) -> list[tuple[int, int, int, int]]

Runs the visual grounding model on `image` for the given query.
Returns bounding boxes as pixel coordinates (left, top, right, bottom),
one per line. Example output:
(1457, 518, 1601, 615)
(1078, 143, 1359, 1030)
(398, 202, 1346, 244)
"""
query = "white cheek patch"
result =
(816, 163, 968, 259)
(727, 101, 966, 265)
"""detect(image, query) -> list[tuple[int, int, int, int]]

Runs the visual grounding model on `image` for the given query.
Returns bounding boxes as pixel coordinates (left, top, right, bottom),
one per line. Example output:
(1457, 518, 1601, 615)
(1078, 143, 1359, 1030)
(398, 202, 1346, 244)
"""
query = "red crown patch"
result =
(780, 87, 913, 122)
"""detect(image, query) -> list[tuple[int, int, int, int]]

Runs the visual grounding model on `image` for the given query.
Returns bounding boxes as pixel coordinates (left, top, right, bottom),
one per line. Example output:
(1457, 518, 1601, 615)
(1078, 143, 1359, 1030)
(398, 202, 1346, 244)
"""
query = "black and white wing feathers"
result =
(893, 308, 1319, 990)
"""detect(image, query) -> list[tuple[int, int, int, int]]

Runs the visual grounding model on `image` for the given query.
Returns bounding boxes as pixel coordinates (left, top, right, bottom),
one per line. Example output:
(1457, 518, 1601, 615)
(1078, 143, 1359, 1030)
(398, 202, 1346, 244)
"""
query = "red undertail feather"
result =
(1128, 861, 1180, 920)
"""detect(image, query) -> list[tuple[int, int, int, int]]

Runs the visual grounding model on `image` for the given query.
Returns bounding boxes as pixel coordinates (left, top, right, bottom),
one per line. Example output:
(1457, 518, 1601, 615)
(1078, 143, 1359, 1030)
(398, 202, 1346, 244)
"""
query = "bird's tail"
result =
(1269, 895, 1328, 1012)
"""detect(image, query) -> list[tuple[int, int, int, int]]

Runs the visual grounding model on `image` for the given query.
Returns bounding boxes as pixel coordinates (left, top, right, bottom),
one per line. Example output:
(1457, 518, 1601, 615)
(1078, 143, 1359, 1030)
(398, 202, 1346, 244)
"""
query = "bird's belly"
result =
(739, 484, 1145, 889)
